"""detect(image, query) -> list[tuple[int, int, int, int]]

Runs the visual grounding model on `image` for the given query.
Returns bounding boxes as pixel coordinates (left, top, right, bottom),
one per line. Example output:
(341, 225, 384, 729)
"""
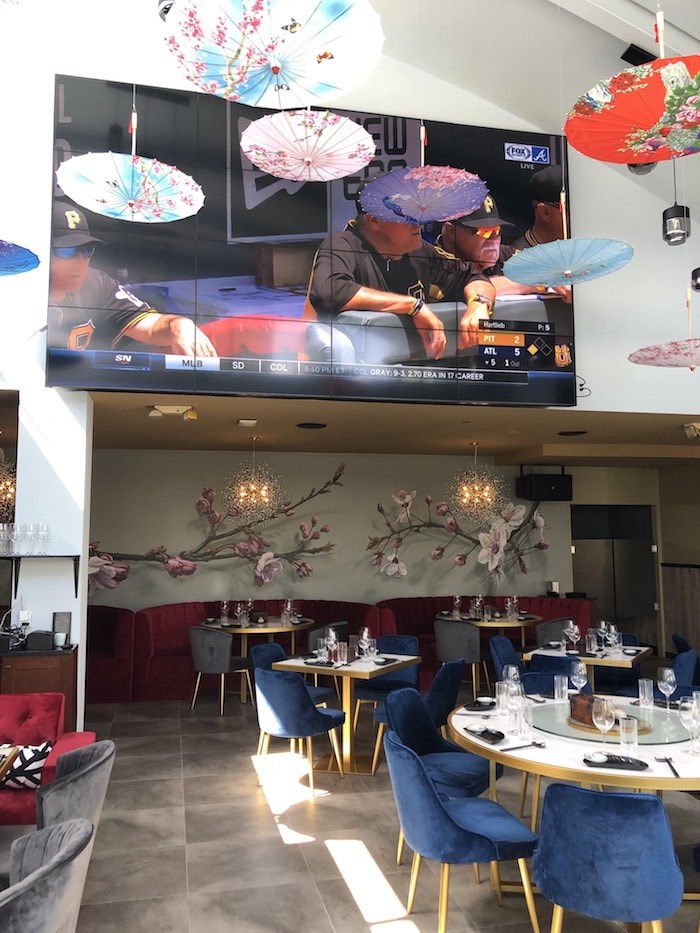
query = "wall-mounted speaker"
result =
(516, 473, 573, 502)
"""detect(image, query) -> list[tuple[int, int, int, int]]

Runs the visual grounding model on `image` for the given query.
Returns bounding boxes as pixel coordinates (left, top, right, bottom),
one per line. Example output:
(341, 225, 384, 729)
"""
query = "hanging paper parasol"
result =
(502, 238, 633, 288)
(565, 55, 700, 164)
(164, 0, 384, 109)
(358, 166, 487, 225)
(628, 338, 700, 371)
(56, 152, 205, 223)
(240, 109, 375, 182)
(0, 240, 39, 276)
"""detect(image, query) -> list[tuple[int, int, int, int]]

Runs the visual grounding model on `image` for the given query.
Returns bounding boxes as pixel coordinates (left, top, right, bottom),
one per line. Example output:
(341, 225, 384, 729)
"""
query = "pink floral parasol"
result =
(358, 165, 487, 225)
(628, 338, 700, 371)
(163, 0, 384, 109)
(240, 109, 375, 182)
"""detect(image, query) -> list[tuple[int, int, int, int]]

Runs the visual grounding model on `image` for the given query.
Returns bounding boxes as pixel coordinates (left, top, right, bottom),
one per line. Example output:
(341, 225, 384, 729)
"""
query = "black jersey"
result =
(49, 268, 155, 350)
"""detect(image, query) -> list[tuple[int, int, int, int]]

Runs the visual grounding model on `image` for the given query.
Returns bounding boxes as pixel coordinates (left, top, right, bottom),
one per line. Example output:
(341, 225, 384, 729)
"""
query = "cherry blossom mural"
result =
(88, 463, 346, 595)
(368, 489, 548, 586)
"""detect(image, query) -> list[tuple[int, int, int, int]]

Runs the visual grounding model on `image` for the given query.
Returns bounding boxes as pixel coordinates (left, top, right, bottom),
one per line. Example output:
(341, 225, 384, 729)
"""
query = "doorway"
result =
(570, 505, 659, 647)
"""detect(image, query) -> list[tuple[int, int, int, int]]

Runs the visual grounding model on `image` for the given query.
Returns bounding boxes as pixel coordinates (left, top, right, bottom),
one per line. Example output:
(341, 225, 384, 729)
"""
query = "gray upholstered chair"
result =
(535, 618, 573, 647)
(434, 619, 490, 700)
(37, 739, 115, 830)
(0, 739, 115, 890)
(190, 626, 254, 715)
(0, 818, 94, 932)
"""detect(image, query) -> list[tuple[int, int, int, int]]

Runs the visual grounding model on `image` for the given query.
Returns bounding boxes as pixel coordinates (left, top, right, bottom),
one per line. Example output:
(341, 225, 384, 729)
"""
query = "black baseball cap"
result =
(52, 201, 105, 247)
(529, 165, 562, 205)
(453, 196, 514, 229)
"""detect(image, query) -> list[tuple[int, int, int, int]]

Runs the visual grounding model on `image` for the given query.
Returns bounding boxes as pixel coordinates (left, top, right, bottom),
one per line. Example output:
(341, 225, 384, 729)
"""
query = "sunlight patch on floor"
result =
(251, 751, 329, 822)
(326, 838, 418, 928)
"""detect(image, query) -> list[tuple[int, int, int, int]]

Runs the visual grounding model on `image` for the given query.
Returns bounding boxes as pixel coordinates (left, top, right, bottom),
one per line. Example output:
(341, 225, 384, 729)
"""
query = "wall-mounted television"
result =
(47, 74, 575, 407)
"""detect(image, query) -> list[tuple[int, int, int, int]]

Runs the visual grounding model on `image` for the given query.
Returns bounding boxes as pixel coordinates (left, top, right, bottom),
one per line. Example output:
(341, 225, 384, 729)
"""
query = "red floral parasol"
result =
(565, 55, 700, 163)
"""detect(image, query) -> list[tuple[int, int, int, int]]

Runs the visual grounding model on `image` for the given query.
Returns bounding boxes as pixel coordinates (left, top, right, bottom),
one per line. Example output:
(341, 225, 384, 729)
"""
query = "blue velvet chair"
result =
(384, 730, 540, 933)
(534, 783, 683, 930)
(672, 632, 692, 654)
(353, 633, 419, 729)
(250, 642, 335, 755)
(615, 648, 699, 700)
(521, 671, 592, 697)
(489, 635, 526, 681)
(370, 659, 463, 775)
(254, 667, 345, 792)
(384, 686, 504, 867)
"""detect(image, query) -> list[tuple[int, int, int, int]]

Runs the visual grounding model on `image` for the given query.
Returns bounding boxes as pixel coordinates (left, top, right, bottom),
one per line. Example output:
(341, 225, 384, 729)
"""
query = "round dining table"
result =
(435, 611, 542, 647)
(449, 696, 700, 902)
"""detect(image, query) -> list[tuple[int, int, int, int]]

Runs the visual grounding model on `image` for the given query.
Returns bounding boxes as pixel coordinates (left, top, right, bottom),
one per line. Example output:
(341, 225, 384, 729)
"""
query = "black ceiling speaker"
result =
(620, 43, 656, 66)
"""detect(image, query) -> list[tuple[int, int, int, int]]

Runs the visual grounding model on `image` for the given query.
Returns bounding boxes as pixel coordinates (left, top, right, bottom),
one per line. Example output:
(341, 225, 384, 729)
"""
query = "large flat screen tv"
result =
(47, 74, 575, 407)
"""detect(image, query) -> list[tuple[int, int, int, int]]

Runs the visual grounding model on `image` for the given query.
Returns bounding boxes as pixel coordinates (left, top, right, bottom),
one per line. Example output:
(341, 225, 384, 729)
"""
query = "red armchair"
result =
(86, 605, 136, 703)
(0, 693, 96, 825)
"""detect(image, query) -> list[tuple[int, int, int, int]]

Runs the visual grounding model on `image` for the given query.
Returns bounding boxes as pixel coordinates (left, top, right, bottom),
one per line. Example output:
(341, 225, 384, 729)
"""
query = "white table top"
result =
(449, 695, 700, 791)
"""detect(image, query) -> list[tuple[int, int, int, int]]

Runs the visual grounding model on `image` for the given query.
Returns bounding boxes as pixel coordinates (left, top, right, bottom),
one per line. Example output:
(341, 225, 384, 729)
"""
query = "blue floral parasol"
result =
(163, 0, 384, 109)
(56, 152, 205, 224)
(502, 237, 633, 288)
(358, 165, 487, 225)
(0, 240, 39, 276)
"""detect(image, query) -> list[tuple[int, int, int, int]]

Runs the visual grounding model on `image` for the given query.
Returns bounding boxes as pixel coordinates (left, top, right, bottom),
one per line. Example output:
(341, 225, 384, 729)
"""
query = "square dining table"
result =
(272, 653, 421, 774)
(522, 644, 652, 690)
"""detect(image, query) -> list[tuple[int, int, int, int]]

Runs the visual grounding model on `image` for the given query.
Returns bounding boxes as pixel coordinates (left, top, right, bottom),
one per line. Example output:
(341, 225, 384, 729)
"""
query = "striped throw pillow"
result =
(0, 742, 53, 790)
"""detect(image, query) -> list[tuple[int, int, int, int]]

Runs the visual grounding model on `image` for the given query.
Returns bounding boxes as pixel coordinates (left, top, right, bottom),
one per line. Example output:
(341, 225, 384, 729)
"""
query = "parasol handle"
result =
(560, 190, 569, 239)
(688, 287, 693, 340)
(655, 9, 665, 59)
(420, 123, 427, 167)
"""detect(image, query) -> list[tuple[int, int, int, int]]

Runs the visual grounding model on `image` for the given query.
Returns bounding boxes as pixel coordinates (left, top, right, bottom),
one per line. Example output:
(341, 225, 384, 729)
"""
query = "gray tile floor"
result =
(79, 689, 700, 933)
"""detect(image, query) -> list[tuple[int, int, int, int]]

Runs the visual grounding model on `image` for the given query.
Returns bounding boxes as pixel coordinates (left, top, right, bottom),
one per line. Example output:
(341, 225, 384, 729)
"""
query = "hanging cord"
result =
(130, 84, 138, 157)
(555, 1, 569, 239)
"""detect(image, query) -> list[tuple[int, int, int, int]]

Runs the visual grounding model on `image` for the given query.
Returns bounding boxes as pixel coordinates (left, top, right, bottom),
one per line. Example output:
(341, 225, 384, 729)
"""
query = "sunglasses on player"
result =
(52, 245, 96, 260)
(474, 226, 501, 239)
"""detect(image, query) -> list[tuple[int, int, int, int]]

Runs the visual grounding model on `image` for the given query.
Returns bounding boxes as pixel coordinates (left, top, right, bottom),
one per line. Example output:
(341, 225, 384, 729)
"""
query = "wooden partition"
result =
(661, 563, 700, 653)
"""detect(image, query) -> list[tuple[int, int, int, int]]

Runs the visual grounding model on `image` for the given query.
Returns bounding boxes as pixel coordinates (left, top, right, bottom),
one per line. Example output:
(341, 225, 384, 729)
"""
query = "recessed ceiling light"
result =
(237, 419, 258, 427)
(297, 422, 327, 430)
(558, 430, 588, 437)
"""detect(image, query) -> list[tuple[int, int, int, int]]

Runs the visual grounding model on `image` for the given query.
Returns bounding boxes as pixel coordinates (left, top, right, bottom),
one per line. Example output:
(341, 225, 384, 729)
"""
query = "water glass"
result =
(482, 603, 492, 622)
(585, 631, 598, 654)
(348, 635, 358, 661)
(316, 638, 328, 662)
(337, 642, 348, 664)
(503, 664, 520, 685)
(521, 701, 534, 740)
(619, 716, 638, 754)
(220, 600, 229, 623)
(452, 595, 462, 618)
(638, 678, 654, 709)
(554, 674, 568, 703)
(36, 523, 49, 555)
(365, 638, 378, 660)
(495, 681, 508, 715)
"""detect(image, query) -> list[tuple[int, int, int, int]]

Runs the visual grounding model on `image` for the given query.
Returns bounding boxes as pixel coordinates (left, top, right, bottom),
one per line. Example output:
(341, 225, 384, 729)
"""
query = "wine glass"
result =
(570, 659, 588, 693)
(452, 595, 462, 618)
(592, 697, 615, 746)
(657, 667, 677, 713)
(678, 697, 700, 754)
(568, 624, 581, 653)
(503, 664, 520, 686)
(357, 626, 371, 656)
